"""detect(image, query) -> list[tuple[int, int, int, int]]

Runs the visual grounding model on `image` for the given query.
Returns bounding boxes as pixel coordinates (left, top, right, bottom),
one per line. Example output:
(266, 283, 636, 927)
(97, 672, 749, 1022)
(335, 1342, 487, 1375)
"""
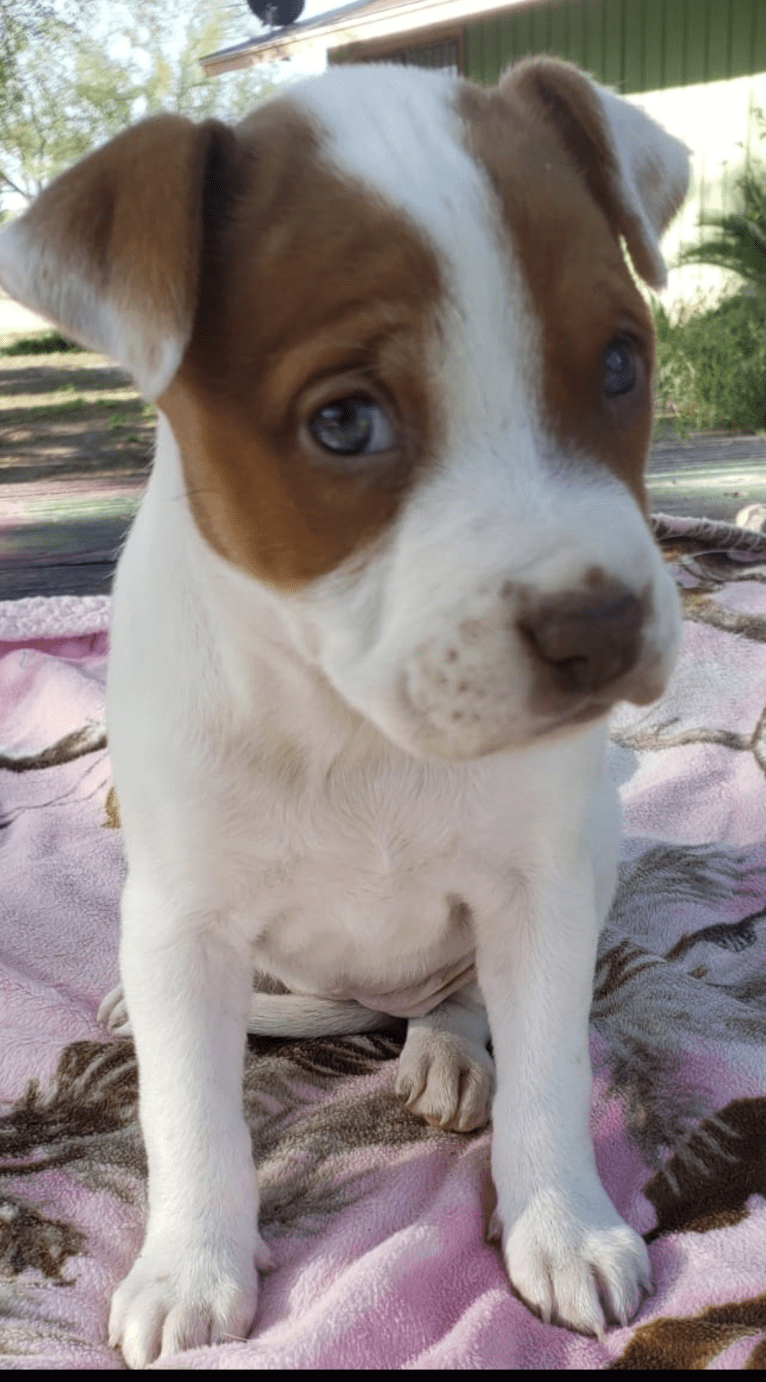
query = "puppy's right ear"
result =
(0, 114, 232, 399)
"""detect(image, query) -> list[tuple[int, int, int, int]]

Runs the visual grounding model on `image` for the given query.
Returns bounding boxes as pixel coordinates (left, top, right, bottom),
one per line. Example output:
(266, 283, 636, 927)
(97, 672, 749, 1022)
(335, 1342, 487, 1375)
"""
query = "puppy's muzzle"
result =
(388, 566, 675, 758)
(517, 580, 644, 697)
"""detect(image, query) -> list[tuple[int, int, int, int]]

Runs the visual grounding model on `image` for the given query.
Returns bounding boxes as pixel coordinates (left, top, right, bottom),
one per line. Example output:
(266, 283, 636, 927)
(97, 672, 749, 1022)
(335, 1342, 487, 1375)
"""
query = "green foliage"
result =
(0, 1, 55, 102)
(660, 129, 766, 434)
(0, 1, 284, 206)
(676, 163, 766, 294)
(653, 291, 766, 434)
(0, 330, 83, 356)
(0, 39, 136, 202)
(112, 0, 282, 124)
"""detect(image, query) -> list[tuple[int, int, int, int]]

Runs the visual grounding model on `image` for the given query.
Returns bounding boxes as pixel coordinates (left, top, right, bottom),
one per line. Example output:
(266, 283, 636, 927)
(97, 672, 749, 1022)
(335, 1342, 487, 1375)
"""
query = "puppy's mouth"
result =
(389, 645, 670, 761)
(526, 675, 654, 744)
(532, 695, 613, 738)
(528, 647, 672, 728)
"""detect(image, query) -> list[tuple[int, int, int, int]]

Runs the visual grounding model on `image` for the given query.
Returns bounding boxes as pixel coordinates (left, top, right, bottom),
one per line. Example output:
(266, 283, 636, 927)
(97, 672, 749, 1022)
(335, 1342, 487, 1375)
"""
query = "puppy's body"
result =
(109, 426, 613, 1010)
(0, 60, 689, 1366)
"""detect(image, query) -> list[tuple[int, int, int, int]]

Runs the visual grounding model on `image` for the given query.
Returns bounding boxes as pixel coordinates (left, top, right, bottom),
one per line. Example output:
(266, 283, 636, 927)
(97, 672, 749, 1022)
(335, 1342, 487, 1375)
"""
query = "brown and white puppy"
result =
(0, 59, 688, 1367)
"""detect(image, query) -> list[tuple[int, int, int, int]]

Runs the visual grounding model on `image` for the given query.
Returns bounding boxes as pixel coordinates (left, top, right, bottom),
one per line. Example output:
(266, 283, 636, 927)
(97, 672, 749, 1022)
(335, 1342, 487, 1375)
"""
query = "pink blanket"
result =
(3, 519, 766, 1369)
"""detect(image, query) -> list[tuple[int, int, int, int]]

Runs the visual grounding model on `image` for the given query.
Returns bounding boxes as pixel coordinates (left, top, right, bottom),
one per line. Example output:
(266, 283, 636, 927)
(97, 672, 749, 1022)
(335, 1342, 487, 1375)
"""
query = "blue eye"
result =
(603, 338, 636, 396)
(308, 397, 396, 455)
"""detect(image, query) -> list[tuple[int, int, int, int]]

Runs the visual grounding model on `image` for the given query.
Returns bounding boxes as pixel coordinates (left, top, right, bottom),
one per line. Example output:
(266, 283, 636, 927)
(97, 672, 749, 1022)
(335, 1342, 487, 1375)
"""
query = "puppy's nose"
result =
(518, 582, 644, 695)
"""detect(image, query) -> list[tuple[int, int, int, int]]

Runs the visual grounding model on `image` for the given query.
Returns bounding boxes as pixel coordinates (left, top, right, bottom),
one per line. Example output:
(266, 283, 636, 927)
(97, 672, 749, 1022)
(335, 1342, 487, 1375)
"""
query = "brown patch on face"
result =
(161, 100, 442, 588)
(457, 65, 656, 509)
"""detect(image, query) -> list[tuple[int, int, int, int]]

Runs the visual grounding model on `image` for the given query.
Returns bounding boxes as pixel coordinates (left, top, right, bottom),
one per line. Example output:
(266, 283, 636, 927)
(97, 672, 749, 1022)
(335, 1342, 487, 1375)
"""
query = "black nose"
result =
(518, 581, 644, 695)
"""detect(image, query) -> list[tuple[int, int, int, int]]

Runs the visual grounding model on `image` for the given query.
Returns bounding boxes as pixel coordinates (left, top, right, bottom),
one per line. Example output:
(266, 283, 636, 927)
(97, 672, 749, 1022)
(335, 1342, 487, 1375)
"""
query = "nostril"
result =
(518, 585, 644, 695)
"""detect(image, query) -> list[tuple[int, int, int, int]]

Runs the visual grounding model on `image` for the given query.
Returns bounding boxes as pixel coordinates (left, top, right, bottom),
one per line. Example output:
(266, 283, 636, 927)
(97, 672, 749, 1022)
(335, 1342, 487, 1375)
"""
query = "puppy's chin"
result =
(364, 652, 677, 762)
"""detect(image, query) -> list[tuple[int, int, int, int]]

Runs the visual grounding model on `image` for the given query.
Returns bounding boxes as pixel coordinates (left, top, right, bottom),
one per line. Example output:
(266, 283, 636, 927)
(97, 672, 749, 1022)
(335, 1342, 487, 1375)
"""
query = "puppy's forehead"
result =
(290, 67, 527, 402)
(299, 68, 653, 505)
(287, 65, 484, 243)
(299, 67, 653, 474)
(455, 80, 654, 505)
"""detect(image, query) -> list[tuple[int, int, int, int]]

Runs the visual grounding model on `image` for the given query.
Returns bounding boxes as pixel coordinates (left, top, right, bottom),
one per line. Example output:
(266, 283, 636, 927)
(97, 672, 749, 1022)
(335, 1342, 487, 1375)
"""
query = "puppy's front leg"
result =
(478, 778, 650, 1337)
(108, 878, 270, 1368)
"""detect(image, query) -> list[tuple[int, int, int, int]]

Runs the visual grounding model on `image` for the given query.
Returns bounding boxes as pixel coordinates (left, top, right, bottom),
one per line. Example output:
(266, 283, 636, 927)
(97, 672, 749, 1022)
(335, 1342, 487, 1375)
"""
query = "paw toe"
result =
(97, 983, 131, 1034)
(503, 1200, 651, 1336)
(109, 1237, 264, 1366)
(395, 1031, 494, 1132)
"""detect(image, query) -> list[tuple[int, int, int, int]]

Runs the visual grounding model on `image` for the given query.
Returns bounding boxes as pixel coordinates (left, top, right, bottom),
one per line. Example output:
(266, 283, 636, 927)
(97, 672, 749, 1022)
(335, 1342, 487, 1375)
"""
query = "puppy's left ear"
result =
(502, 58, 690, 289)
(0, 114, 232, 399)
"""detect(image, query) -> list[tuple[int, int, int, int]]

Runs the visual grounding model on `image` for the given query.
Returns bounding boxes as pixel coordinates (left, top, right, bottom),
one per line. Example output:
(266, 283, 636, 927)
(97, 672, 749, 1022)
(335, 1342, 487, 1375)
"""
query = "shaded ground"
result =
(648, 428, 766, 519)
(3, 340, 766, 600)
(0, 348, 154, 480)
(0, 348, 152, 598)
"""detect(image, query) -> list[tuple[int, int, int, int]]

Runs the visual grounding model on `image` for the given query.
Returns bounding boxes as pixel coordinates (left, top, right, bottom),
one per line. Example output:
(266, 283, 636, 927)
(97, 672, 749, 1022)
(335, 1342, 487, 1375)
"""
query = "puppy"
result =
(0, 59, 688, 1366)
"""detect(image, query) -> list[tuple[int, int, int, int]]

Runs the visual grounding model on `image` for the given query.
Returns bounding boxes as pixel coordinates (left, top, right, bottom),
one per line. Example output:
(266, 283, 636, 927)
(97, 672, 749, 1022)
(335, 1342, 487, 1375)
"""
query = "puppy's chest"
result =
(237, 769, 483, 993)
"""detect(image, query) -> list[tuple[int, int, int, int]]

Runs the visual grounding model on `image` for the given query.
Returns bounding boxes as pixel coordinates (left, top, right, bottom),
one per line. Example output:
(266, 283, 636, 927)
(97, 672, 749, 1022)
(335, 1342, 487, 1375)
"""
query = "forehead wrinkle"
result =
(261, 313, 429, 428)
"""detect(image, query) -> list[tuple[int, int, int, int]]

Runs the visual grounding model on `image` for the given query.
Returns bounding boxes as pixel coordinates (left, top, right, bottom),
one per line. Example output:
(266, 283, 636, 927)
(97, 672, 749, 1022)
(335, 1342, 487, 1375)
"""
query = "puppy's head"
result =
(0, 60, 689, 759)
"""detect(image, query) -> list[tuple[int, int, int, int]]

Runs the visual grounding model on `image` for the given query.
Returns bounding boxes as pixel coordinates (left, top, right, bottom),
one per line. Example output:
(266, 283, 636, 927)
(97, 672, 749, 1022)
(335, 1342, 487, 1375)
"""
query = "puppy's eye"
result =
(308, 397, 395, 456)
(603, 338, 636, 397)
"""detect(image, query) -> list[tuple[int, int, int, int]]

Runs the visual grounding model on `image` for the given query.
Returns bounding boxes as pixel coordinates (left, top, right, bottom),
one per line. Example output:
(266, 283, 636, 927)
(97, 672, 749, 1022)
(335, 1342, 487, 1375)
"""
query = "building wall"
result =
(385, 1, 766, 314)
(465, 0, 766, 92)
(463, 1, 766, 313)
(633, 72, 766, 315)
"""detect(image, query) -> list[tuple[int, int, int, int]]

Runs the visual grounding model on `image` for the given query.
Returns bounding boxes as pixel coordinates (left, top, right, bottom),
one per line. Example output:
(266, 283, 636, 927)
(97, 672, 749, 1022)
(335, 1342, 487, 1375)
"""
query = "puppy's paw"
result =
(97, 983, 132, 1035)
(498, 1187, 651, 1337)
(395, 1027, 494, 1132)
(108, 1230, 273, 1368)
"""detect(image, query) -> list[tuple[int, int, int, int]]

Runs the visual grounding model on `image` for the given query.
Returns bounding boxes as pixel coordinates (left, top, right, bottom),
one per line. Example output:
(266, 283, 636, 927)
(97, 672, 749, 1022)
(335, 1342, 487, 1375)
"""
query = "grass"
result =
(2, 391, 153, 422)
(0, 329, 84, 356)
(652, 290, 766, 435)
(0, 334, 155, 427)
(9, 396, 137, 419)
(675, 160, 766, 295)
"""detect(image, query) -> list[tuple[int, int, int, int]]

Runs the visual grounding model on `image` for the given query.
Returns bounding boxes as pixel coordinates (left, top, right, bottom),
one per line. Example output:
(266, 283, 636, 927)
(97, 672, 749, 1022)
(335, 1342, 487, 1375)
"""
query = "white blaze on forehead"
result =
(289, 65, 537, 438)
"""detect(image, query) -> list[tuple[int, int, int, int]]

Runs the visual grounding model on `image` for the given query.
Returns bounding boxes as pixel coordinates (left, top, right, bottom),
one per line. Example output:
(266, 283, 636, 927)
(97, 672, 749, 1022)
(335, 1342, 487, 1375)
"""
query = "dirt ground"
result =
(0, 291, 153, 481)
(0, 338, 153, 597)
(0, 349, 153, 483)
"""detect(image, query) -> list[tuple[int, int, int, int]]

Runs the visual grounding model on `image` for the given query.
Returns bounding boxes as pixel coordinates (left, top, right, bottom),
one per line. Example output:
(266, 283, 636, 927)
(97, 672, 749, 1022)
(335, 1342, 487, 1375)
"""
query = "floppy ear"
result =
(502, 58, 690, 289)
(0, 114, 232, 399)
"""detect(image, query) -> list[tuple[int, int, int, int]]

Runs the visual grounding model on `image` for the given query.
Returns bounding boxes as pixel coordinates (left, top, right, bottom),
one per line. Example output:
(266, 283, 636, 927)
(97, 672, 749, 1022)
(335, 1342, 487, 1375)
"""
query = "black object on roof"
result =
(247, 0, 306, 26)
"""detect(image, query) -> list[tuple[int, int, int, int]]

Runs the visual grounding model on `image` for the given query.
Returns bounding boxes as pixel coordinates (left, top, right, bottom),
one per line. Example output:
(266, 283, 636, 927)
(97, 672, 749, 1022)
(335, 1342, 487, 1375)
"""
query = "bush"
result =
(653, 290, 766, 433)
(675, 163, 766, 295)
(0, 330, 83, 356)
